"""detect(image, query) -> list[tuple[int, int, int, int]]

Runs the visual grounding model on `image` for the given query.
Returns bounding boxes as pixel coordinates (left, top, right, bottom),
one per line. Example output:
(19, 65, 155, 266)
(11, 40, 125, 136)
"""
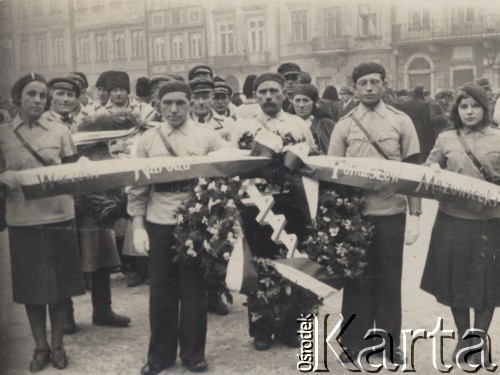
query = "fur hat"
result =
(352, 62, 386, 84)
(105, 71, 130, 93)
(95, 71, 113, 89)
(11, 73, 47, 106)
(135, 77, 151, 98)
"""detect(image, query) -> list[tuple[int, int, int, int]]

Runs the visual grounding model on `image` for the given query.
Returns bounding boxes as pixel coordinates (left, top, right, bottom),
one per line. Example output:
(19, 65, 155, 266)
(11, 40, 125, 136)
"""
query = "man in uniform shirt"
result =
(40, 77, 81, 132)
(212, 80, 238, 121)
(128, 80, 227, 375)
(327, 62, 421, 366)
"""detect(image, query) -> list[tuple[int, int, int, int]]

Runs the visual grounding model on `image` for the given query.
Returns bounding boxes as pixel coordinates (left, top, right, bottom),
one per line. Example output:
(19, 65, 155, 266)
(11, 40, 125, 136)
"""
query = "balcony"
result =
(392, 15, 500, 45)
(312, 36, 349, 53)
(209, 51, 271, 69)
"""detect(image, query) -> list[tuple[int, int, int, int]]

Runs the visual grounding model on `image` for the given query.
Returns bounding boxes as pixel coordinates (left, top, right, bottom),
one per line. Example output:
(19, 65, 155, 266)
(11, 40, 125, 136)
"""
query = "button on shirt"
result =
(0, 115, 77, 226)
(328, 101, 420, 216)
(426, 125, 500, 219)
(230, 109, 316, 149)
(127, 119, 228, 225)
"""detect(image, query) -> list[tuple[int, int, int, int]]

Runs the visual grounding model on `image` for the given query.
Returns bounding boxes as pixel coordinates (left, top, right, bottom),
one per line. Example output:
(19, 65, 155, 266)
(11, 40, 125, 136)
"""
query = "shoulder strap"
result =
(350, 114, 390, 160)
(156, 128, 178, 157)
(13, 129, 51, 166)
(456, 130, 494, 182)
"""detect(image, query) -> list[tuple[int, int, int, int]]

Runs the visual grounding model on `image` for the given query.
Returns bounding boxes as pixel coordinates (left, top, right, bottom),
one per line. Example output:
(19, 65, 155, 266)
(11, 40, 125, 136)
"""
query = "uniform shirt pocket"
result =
(444, 146, 467, 174)
(375, 131, 400, 158)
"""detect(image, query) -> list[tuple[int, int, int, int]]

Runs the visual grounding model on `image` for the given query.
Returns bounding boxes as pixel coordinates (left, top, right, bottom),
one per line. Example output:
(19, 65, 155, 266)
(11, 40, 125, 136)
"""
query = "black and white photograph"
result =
(1, 0, 500, 373)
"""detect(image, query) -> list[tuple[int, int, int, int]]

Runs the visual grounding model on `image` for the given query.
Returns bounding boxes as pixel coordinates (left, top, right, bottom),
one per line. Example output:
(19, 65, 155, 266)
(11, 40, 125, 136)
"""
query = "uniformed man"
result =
(189, 78, 234, 142)
(327, 62, 421, 366)
(188, 65, 213, 81)
(277, 62, 302, 113)
(212, 80, 238, 121)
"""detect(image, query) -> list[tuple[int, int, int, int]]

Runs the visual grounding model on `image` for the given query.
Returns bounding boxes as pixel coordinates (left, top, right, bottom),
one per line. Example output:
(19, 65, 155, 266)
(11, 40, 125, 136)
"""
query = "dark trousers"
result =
(68, 268, 111, 314)
(146, 223, 207, 368)
(341, 214, 405, 350)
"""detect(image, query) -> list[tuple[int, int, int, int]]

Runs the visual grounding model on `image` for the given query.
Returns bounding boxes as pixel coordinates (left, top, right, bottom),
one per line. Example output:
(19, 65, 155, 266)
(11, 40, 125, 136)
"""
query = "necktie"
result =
(60, 114, 72, 125)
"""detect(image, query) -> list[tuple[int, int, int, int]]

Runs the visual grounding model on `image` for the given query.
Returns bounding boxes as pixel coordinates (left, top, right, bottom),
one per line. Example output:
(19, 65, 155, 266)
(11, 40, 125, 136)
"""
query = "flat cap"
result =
(352, 62, 386, 84)
(340, 86, 354, 95)
(188, 65, 213, 81)
(253, 72, 285, 91)
(214, 81, 232, 96)
(189, 77, 214, 94)
(277, 62, 301, 77)
(48, 77, 81, 97)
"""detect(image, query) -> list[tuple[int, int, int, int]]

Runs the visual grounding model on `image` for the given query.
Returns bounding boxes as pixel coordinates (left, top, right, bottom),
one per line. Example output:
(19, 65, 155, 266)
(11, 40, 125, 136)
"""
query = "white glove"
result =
(405, 215, 420, 246)
(133, 227, 150, 256)
(0, 171, 19, 188)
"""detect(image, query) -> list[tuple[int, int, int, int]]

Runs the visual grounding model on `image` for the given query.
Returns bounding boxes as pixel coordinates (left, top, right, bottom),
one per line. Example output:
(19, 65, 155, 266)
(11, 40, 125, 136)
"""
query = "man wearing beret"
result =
(128, 80, 227, 375)
(40, 77, 82, 132)
(95, 71, 157, 122)
(277, 62, 302, 113)
(189, 77, 235, 141)
(328, 62, 421, 366)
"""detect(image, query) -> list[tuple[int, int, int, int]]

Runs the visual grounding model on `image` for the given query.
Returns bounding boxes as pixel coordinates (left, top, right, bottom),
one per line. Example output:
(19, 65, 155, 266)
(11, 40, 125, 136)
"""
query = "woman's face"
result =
(458, 96, 484, 128)
(20, 81, 47, 120)
(293, 94, 314, 119)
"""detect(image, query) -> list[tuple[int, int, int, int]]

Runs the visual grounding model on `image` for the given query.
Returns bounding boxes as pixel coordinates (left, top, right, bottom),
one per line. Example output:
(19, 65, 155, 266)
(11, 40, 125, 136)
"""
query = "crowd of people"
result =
(0, 58, 499, 374)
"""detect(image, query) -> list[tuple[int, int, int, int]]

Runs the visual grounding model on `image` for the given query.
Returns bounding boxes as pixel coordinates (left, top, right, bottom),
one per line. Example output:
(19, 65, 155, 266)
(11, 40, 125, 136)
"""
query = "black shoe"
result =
(29, 347, 51, 372)
(207, 294, 229, 316)
(127, 272, 145, 288)
(390, 347, 406, 365)
(183, 359, 207, 373)
(253, 336, 273, 351)
(51, 347, 68, 370)
(92, 310, 131, 327)
(140, 363, 172, 375)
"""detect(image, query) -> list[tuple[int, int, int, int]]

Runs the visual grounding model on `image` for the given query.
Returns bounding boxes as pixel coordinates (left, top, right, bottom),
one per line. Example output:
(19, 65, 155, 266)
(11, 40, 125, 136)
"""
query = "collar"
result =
(190, 110, 213, 123)
(356, 100, 387, 120)
(162, 119, 194, 137)
(243, 98, 257, 105)
(462, 124, 488, 135)
(13, 114, 49, 131)
(257, 108, 286, 123)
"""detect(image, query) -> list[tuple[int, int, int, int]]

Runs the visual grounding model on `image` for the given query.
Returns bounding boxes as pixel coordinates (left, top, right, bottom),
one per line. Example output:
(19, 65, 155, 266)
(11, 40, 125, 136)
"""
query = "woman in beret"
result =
(421, 82, 500, 366)
(0, 73, 85, 372)
(291, 84, 336, 154)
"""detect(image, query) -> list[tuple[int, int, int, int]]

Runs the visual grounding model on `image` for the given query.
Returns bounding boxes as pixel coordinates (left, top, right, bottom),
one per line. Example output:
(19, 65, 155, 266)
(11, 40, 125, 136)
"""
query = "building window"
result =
(20, 39, 30, 67)
(152, 35, 165, 62)
(291, 10, 307, 42)
(217, 20, 235, 55)
(190, 10, 200, 22)
(33, 0, 43, 16)
(171, 9, 181, 27)
(190, 32, 203, 59)
(50, 0, 63, 12)
(324, 7, 342, 37)
(172, 34, 183, 60)
(247, 17, 265, 52)
(453, 46, 473, 60)
(358, 3, 377, 37)
(452, 6, 476, 24)
(53, 35, 65, 65)
(77, 35, 90, 63)
(113, 32, 126, 60)
(131, 30, 145, 58)
(152, 13, 163, 26)
(35, 37, 47, 66)
(409, 7, 430, 29)
(95, 34, 108, 61)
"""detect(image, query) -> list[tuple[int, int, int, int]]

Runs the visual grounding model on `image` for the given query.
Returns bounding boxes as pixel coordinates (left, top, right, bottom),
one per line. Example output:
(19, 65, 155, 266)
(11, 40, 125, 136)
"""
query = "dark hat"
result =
(301, 71, 312, 84)
(48, 77, 81, 97)
(95, 70, 113, 88)
(475, 77, 491, 89)
(242, 74, 257, 97)
(169, 73, 185, 82)
(189, 77, 214, 94)
(435, 89, 453, 99)
(212, 76, 226, 83)
(105, 71, 130, 93)
(11, 72, 47, 106)
(455, 82, 489, 112)
(277, 62, 301, 77)
(66, 73, 86, 90)
(150, 75, 173, 87)
(340, 86, 354, 95)
(413, 85, 425, 98)
(293, 84, 318, 102)
(253, 72, 285, 91)
(70, 72, 88, 89)
(188, 65, 213, 81)
(157, 80, 192, 101)
(135, 77, 151, 98)
(322, 85, 339, 101)
(397, 89, 408, 97)
(214, 81, 232, 97)
(352, 62, 386, 84)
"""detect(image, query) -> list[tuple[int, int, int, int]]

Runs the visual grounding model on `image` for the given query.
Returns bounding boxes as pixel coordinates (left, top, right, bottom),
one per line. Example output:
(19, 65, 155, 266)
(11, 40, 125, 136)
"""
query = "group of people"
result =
(0, 57, 499, 374)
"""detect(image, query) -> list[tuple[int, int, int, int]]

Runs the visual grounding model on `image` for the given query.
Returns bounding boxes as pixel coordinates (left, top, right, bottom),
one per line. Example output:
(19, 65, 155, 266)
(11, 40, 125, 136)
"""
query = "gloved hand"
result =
(404, 215, 420, 246)
(0, 171, 19, 189)
(133, 227, 150, 256)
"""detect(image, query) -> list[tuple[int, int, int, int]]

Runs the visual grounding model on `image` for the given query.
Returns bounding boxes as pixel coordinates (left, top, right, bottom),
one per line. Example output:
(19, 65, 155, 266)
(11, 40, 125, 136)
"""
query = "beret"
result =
(214, 81, 232, 96)
(105, 71, 130, 93)
(351, 62, 386, 84)
(48, 77, 81, 97)
(11, 72, 47, 105)
(157, 80, 192, 100)
(253, 72, 285, 92)
(189, 77, 214, 93)
(70, 72, 88, 89)
(188, 65, 213, 81)
(340, 86, 354, 95)
(277, 62, 301, 77)
(455, 82, 489, 113)
(292, 84, 318, 102)
(242, 74, 257, 97)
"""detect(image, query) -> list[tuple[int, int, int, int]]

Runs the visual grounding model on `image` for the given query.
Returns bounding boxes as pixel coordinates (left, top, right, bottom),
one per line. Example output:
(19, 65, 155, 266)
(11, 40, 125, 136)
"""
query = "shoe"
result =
(140, 362, 172, 375)
(390, 347, 406, 365)
(127, 272, 145, 287)
(92, 310, 131, 327)
(253, 336, 273, 351)
(183, 359, 207, 373)
(207, 294, 229, 316)
(51, 347, 68, 370)
(29, 347, 51, 372)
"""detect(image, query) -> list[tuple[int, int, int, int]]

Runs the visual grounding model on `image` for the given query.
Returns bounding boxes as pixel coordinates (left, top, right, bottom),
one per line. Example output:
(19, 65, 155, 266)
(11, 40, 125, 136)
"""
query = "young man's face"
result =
(160, 91, 190, 128)
(255, 81, 284, 117)
(284, 74, 301, 100)
(212, 93, 230, 115)
(355, 73, 385, 107)
(109, 87, 128, 107)
(51, 88, 77, 115)
(97, 87, 110, 106)
(191, 91, 213, 117)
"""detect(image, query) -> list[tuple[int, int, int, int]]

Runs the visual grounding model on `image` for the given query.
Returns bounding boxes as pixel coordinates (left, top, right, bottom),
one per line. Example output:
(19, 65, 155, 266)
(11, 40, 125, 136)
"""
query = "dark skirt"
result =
(76, 215, 121, 273)
(420, 211, 500, 309)
(9, 219, 86, 305)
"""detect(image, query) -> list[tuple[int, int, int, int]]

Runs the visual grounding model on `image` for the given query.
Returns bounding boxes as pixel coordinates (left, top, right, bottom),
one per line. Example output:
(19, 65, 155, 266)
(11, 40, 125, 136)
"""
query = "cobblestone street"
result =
(1, 200, 499, 374)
